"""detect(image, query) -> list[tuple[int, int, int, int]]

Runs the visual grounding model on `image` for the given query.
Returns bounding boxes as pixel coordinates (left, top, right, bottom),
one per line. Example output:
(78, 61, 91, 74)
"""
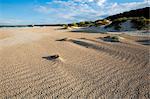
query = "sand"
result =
(0, 27, 149, 98)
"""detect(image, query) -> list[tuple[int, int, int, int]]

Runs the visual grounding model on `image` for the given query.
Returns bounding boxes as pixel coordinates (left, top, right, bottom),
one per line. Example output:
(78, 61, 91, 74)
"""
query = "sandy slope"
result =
(0, 27, 149, 99)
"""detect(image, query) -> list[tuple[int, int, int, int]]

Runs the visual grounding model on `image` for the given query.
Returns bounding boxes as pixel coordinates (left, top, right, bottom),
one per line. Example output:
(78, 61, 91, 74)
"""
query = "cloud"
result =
(0, 19, 24, 25)
(72, 0, 107, 6)
(106, 1, 149, 15)
(90, 0, 107, 6)
(35, 6, 50, 13)
(35, 0, 149, 23)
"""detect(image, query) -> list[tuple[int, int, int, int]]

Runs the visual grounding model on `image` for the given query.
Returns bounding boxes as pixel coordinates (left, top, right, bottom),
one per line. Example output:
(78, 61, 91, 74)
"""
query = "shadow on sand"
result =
(56, 38, 68, 41)
(137, 40, 150, 45)
(42, 55, 59, 60)
(55, 27, 66, 30)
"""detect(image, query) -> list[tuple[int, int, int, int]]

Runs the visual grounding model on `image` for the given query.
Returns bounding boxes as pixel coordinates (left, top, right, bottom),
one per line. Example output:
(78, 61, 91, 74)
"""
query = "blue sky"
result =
(0, 0, 149, 25)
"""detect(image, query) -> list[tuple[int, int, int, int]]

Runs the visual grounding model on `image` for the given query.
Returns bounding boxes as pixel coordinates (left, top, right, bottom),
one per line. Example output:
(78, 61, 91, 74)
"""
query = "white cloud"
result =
(91, 0, 107, 6)
(35, 6, 50, 13)
(0, 19, 24, 25)
(106, 1, 149, 15)
(35, 0, 149, 23)
(73, 0, 107, 6)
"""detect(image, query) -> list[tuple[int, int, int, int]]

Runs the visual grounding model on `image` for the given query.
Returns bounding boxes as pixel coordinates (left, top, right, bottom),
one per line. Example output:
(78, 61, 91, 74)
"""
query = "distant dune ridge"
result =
(64, 7, 150, 32)
(105, 7, 150, 21)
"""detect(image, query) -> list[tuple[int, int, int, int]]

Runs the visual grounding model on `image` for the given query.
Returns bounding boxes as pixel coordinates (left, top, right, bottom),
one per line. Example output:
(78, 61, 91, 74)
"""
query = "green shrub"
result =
(78, 22, 85, 26)
(131, 17, 150, 30)
(85, 21, 92, 24)
(72, 22, 78, 27)
(105, 17, 128, 29)
(77, 21, 94, 27)
(102, 19, 110, 25)
(63, 24, 69, 29)
(114, 25, 122, 30)
(111, 36, 119, 41)
(94, 19, 110, 26)
(105, 17, 150, 30)
(104, 36, 120, 42)
(114, 17, 128, 23)
(68, 21, 94, 27)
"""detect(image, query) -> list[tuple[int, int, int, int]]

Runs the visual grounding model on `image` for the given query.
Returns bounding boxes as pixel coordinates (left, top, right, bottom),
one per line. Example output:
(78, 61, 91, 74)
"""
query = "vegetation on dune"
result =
(105, 17, 128, 30)
(63, 17, 149, 31)
(63, 22, 79, 29)
(103, 36, 120, 42)
(63, 7, 149, 31)
(131, 17, 150, 30)
(105, 17, 150, 30)
(63, 21, 93, 29)
(106, 7, 150, 21)
(72, 22, 78, 27)
(77, 21, 91, 27)
(63, 19, 110, 29)
(75, 21, 94, 27)
(63, 24, 69, 29)
(104, 7, 150, 30)
(95, 19, 110, 26)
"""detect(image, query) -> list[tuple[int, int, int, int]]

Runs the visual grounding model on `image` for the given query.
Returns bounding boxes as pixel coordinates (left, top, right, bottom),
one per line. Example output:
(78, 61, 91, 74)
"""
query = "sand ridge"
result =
(0, 27, 149, 98)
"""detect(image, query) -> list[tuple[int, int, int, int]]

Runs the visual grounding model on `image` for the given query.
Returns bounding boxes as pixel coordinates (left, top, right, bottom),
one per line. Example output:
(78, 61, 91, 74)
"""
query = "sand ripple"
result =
(0, 27, 149, 98)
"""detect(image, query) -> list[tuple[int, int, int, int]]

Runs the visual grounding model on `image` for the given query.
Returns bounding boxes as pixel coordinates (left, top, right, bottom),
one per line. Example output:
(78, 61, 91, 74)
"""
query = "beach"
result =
(0, 27, 149, 98)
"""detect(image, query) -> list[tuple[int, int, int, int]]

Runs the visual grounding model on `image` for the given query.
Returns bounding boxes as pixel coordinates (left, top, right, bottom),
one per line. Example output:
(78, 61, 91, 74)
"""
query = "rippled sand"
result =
(0, 27, 149, 98)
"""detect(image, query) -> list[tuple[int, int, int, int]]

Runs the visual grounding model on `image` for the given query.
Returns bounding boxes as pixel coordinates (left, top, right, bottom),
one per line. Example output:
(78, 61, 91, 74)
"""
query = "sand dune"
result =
(0, 27, 149, 98)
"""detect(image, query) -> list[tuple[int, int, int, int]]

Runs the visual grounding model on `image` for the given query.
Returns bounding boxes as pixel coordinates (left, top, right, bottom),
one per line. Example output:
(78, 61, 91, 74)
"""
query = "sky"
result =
(0, 0, 149, 25)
